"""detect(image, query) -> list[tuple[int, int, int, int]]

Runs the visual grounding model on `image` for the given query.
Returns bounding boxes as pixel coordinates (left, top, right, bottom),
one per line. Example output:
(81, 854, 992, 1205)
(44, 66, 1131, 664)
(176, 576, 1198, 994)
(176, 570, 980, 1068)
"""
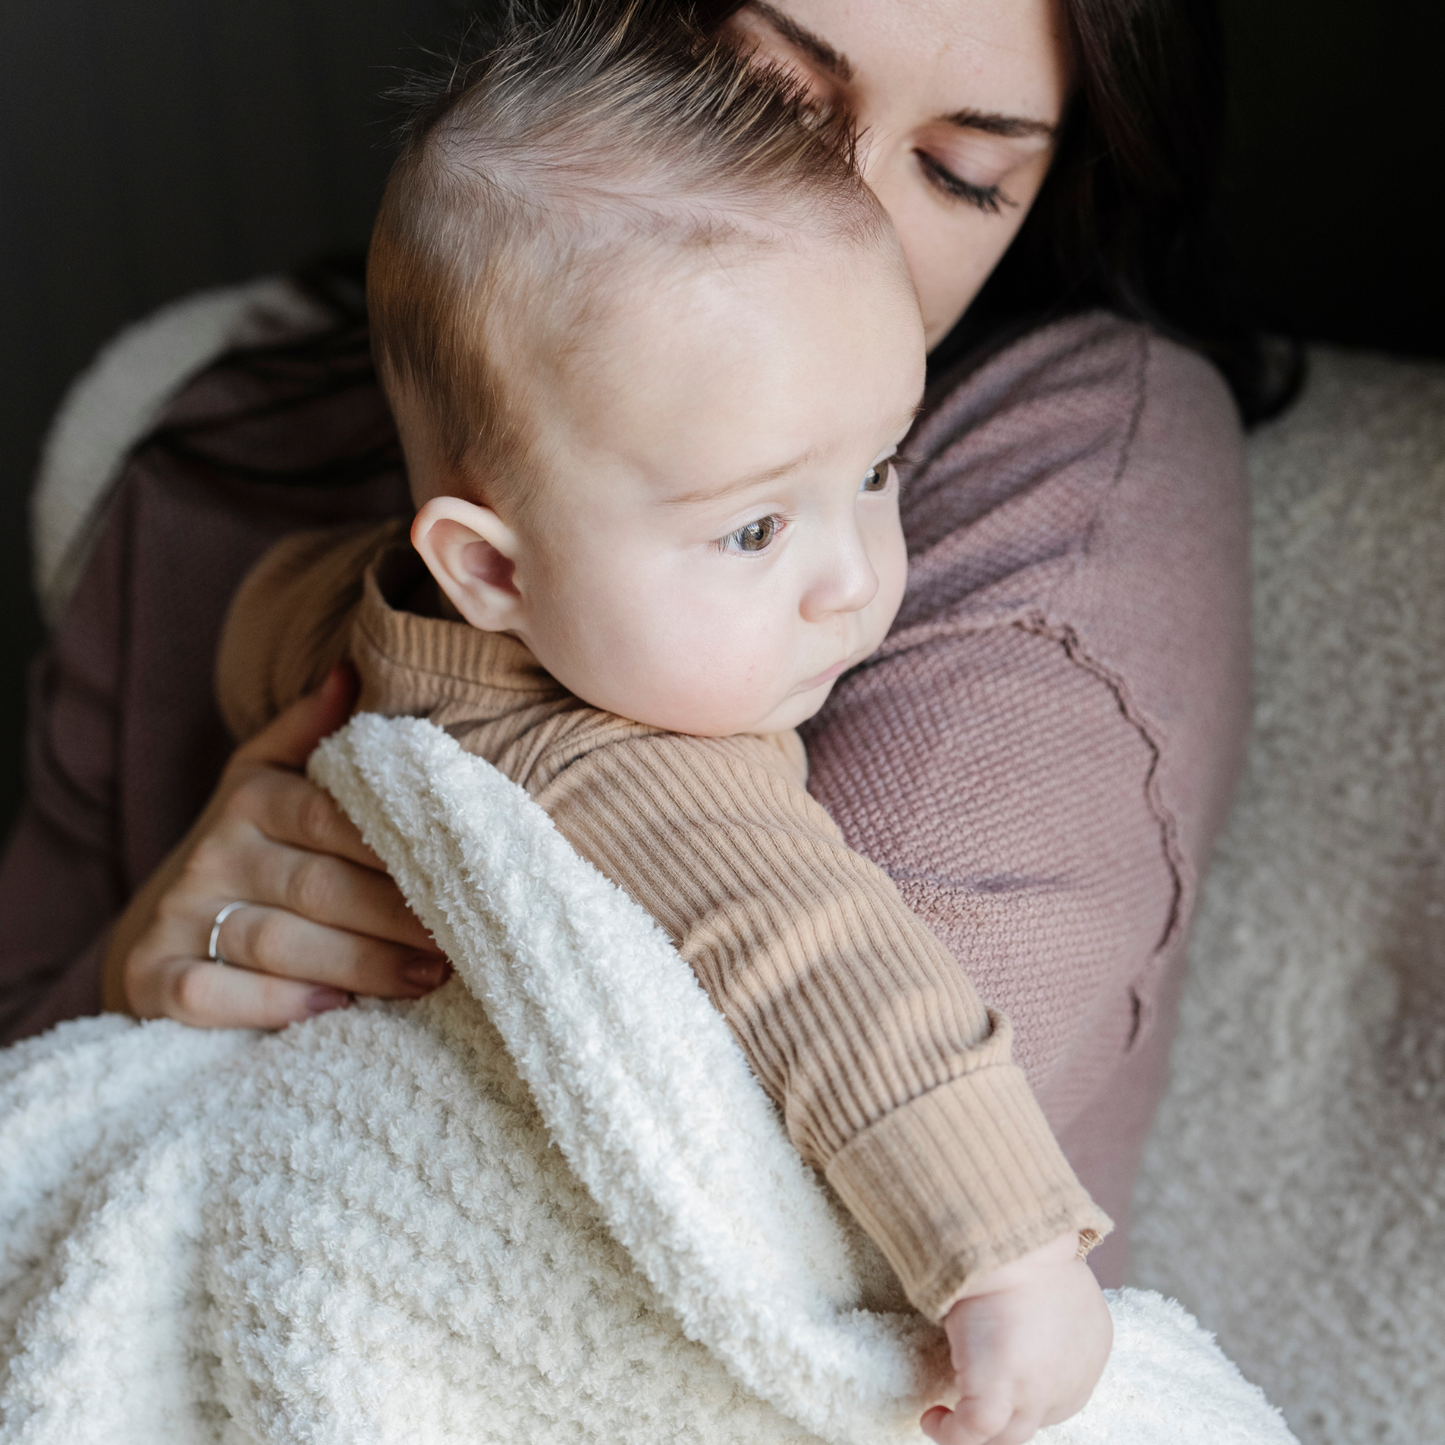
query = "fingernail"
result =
(403, 959, 448, 990)
(321, 663, 358, 704)
(306, 987, 352, 1016)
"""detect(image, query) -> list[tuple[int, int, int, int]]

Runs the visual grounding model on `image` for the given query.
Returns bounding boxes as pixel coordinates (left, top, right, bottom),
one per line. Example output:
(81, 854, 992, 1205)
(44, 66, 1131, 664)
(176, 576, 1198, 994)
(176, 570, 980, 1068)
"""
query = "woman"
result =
(0, 0, 1279, 1289)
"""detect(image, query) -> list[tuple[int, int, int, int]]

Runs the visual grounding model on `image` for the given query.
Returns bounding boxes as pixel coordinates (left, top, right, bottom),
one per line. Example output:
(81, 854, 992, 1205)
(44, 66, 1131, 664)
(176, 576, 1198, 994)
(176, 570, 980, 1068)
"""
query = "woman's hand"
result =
(102, 667, 449, 1028)
(921, 1233, 1113, 1445)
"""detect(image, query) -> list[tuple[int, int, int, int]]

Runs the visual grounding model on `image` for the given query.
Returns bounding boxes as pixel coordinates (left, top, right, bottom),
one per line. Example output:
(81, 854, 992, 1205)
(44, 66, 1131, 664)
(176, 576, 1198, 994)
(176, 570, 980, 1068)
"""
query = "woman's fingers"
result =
(153, 829, 446, 1007)
(214, 903, 450, 997)
(237, 663, 359, 771)
(216, 661, 401, 876)
(184, 819, 436, 953)
(130, 885, 449, 1024)
(223, 764, 386, 872)
(159, 957, 353, 1031)
(220, 677, 389, 877)
(111, 669, 453, 1026)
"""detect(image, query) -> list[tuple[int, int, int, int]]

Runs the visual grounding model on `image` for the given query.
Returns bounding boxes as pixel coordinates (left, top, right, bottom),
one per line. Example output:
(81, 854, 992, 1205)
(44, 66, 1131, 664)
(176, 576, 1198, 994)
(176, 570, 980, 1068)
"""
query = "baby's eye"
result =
(861, 463, 891, 493)
(722, 514, 782, 554)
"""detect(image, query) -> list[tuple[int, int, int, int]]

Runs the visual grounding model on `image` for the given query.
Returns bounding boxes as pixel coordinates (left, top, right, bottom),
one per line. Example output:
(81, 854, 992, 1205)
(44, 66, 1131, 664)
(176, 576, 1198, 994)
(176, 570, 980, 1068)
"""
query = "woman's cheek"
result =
(886, 189, 998, 345)
(920, 221, 1011, 343)
(893, 163, 1056, 346)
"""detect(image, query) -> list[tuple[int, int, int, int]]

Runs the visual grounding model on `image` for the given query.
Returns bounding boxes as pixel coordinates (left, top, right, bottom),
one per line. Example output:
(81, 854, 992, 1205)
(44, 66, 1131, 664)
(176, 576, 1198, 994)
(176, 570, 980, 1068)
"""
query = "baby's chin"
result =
(698, 680, 839, 738)
(608, 680, 837, 739)
(758, 682, 838, 734)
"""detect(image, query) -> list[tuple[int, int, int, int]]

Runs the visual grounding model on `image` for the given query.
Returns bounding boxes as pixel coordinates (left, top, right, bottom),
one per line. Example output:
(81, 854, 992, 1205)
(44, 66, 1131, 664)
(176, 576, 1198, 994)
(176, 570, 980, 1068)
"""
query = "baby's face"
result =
(428, 237, 924, 736)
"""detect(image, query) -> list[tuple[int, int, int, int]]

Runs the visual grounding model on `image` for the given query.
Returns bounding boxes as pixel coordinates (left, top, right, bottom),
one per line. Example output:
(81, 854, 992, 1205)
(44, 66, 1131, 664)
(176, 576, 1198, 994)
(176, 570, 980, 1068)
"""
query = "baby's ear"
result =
(411, 496, 524, 633)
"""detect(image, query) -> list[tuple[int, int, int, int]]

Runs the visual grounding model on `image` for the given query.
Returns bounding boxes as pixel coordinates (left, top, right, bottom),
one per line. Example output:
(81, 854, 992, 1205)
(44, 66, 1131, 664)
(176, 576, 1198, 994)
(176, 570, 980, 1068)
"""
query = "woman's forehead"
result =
(730, 0, 1070, 128)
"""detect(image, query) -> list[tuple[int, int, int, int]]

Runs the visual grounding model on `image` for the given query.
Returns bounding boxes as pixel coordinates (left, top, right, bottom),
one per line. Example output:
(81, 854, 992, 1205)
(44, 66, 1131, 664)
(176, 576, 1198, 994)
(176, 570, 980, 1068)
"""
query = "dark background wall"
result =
(1219, 0, 1445, 358)
(1, 0, 1442, 844)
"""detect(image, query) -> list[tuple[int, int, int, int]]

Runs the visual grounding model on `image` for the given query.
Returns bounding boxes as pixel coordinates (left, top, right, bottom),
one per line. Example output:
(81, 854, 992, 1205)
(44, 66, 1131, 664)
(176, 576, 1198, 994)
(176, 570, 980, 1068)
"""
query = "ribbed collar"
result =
(355, 540, 560, 699)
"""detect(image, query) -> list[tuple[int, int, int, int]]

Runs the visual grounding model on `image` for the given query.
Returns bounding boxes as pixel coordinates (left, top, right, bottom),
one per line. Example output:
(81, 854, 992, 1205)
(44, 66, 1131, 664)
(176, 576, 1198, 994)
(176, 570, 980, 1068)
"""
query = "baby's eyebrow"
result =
(658, 401, 921, 508)
(659, 450, 816, 508)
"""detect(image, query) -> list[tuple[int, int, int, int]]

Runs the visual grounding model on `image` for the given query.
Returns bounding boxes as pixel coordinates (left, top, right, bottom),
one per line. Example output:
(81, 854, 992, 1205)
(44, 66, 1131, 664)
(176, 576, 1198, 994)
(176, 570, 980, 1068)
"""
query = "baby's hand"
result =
(920, 1232, 1112, 1445)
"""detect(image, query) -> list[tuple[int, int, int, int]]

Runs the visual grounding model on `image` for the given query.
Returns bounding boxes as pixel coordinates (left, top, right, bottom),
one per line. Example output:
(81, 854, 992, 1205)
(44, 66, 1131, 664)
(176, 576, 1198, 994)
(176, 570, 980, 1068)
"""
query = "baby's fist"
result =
(920, 1232, 1112, 1445)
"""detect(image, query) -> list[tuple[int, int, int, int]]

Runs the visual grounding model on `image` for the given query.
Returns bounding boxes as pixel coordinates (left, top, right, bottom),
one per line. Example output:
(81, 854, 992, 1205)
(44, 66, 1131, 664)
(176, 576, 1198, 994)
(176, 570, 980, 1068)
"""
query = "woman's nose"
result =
(800, 534, 880, 622)
(855, 120, 909, 220)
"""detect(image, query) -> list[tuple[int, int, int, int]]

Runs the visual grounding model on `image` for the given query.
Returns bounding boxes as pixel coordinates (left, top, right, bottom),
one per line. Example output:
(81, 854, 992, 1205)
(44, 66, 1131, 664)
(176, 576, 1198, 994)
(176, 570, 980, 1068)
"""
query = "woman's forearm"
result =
(0, 562, 127, 1044)
(0, 798, 119, 1045)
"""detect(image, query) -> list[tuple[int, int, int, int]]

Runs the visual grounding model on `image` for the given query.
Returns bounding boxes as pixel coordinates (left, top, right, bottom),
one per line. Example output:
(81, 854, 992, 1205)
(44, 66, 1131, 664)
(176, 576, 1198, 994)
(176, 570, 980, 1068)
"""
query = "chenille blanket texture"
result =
(0, 712, 1292, 1444)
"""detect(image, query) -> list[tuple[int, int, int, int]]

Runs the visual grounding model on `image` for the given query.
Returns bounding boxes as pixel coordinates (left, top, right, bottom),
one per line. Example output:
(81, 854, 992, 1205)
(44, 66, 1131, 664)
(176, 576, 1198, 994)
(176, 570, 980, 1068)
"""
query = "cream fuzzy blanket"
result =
(0, 711, 1292, 1444)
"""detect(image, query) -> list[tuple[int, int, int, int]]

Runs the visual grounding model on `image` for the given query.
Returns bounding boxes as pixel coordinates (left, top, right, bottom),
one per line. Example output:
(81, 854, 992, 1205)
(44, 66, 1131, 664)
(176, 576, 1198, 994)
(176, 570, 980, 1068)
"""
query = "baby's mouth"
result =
(796, 657, 854, 693)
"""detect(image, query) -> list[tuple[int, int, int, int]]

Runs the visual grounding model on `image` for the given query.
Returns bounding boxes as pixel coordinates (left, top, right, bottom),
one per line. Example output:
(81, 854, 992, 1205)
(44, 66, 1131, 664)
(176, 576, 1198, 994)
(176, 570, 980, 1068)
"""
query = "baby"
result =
(217, 2, 1112, 1438)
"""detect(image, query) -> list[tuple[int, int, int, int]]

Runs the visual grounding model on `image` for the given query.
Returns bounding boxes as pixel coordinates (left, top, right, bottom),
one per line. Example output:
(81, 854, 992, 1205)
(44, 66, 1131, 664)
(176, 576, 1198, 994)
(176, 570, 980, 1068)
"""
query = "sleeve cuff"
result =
(823, 1058, 1112, 1320)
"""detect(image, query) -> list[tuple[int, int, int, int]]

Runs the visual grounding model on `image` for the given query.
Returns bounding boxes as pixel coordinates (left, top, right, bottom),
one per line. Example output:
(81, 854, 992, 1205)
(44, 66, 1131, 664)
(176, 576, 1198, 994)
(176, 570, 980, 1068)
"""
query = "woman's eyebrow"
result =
(747, 2, 854, 83)
(744, 6, 1054, 141)
(941, 108, 1057, 140)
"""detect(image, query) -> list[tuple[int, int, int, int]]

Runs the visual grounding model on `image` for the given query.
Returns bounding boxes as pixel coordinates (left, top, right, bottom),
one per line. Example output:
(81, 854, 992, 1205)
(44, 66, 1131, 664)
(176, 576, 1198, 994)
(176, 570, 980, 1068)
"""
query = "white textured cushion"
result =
(1135, 347, 1445, 1444)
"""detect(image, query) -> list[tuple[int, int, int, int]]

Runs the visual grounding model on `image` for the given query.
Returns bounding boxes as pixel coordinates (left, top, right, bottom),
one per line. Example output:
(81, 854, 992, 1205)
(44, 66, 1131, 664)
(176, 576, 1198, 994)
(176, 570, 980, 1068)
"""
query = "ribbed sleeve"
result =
(826, 1056, 1105, 1318)
(534, 727, 1109, 1316)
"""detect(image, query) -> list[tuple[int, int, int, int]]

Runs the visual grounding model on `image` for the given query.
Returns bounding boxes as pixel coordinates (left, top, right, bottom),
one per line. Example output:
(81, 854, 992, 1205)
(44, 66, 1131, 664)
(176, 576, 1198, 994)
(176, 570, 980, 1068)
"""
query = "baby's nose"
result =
(800, 543, 880, 621)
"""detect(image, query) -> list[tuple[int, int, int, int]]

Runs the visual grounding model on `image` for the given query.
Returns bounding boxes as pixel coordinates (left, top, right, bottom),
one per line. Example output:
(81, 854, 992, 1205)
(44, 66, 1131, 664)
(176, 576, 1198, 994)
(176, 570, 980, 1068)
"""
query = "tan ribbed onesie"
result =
(216, 519, 1109, 1318)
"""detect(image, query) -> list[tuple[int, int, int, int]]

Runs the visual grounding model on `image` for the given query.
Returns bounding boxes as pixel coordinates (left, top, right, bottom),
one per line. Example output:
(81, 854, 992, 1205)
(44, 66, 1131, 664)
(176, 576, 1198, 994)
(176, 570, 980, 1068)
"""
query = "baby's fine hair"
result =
(368, 0, 889, 505)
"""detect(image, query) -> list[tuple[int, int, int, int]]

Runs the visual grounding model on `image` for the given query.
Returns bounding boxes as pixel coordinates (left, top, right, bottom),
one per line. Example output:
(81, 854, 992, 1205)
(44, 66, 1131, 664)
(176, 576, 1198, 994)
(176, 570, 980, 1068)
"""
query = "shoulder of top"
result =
(218, 516, 407, 737)
(916, 311, 1235, 451)
(229, 516, 406, 630)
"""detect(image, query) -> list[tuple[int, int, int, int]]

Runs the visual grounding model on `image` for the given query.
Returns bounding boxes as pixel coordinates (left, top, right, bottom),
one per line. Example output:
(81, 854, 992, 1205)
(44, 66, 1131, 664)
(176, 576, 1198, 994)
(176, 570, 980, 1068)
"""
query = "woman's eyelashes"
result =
(915, 151, 1011, 215)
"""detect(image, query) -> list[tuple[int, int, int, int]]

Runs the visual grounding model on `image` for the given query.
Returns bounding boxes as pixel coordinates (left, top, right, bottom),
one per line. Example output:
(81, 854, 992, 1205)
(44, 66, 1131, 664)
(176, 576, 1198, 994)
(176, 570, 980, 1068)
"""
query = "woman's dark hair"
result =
(156, 0, 1294, 484)
(967, 0, 1300, 420)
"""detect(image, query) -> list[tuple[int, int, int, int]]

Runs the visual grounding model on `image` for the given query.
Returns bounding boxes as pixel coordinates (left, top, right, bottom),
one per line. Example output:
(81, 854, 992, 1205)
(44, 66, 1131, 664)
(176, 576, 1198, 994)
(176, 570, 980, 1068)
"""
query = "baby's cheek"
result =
(608, 582, 799, 733)
(617, 639, 744, 733)
(873, 532, 909, 637)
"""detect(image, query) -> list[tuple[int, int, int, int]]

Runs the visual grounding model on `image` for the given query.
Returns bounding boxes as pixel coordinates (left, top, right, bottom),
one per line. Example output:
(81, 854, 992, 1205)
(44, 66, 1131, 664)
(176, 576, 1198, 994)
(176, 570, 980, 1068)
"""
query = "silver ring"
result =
(208, 901, 250, 966)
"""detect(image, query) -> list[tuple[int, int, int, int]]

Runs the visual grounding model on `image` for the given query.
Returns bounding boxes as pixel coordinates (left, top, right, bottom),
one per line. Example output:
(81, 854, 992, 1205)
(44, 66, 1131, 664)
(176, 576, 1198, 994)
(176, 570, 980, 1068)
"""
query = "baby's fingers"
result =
(921, 1399, 1042, 1445)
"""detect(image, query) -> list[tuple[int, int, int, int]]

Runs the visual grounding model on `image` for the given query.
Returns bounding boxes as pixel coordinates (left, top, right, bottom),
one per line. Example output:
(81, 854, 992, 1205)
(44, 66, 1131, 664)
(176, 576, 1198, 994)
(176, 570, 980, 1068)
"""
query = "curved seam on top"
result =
(1012, 613, 1189, 966)
(842, 604, 1190, 1015)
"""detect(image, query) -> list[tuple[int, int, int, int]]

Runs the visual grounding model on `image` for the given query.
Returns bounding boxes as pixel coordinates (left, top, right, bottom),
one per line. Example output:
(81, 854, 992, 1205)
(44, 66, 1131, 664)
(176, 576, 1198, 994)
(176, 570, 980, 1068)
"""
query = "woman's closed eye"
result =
(720, 514, 784, 554)
(915, 151, 1011, 215)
